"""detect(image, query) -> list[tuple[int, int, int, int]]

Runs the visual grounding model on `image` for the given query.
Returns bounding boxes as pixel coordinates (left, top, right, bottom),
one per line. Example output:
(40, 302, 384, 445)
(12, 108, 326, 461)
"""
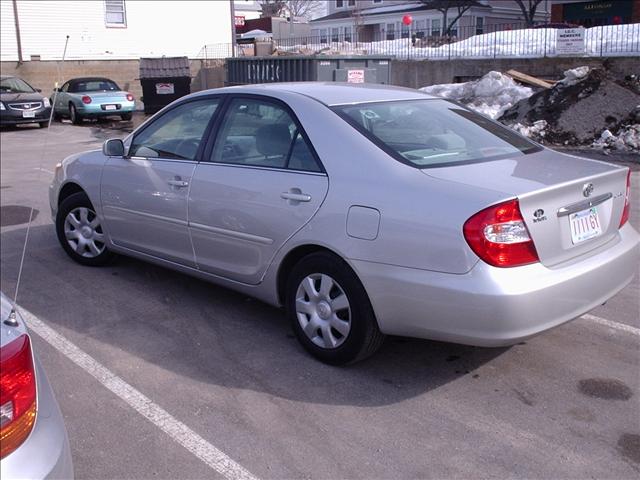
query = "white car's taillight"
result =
(619, 169, 631, 228)
(0, 334, 37, 459)
(464, 199, 539, 268)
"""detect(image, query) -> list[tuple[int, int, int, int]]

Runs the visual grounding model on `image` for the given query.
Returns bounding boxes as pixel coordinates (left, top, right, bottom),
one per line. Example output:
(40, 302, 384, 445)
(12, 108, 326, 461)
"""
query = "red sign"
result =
(234, 15, 245, 27)
(402, 14, 413, 26)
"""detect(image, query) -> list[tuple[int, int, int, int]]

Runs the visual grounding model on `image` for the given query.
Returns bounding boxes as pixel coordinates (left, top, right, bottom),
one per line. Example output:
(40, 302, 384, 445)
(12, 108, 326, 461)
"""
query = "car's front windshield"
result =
(334, 99, 540, 168)
(0, 77, 35, 94)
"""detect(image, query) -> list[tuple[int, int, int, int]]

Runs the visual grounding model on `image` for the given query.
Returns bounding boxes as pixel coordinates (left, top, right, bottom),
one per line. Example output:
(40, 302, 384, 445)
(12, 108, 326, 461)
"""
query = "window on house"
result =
(414, 19, 426, 38)
(431, 18, 440, 36)
(343, 26, 352, 42)
(348, 0, 356, 6)
(401, 22, 410, 38)
(386, 23, 395, 40)
(320, 29, 328, 43)
(331, 27, 340, 42)
(476, 17, 484, 35)
(373, 0, 383, 3)
(105, 0, 126, 27)
(336, 0, 344, 8)
(450, 21, 458, 37)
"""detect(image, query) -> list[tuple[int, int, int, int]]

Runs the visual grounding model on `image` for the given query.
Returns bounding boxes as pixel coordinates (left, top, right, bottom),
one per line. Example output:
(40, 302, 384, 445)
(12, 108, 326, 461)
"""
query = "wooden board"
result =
(506, 69, 555, 89)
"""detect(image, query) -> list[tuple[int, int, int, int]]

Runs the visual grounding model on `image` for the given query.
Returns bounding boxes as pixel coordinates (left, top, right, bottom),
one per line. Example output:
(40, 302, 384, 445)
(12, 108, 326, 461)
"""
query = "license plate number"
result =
(570, 207, 602, 244)
(22, 111, 36, 118)
(104, 104, 117, 111)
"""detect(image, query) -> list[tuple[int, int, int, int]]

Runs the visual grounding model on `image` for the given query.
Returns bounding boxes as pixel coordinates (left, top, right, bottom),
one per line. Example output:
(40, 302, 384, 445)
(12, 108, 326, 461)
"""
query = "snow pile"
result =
(561, 66, 590, 86)
(510, 120, 548, 141)
(420, 71, 533, 119)
(592, 124, 640, 152)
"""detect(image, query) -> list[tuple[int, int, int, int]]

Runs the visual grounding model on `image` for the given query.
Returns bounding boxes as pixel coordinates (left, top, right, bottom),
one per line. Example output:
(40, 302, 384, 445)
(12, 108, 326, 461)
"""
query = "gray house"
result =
(310, 1, 550, 42)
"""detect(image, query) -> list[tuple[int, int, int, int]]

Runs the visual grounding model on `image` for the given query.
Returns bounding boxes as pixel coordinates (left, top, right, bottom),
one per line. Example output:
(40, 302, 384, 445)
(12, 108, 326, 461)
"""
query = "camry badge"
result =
(583, 183, 594, 197)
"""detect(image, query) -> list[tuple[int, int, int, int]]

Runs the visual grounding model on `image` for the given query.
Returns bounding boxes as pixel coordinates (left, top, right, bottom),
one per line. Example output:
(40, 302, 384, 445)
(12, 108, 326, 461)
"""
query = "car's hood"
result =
(0, 92, 44, 102)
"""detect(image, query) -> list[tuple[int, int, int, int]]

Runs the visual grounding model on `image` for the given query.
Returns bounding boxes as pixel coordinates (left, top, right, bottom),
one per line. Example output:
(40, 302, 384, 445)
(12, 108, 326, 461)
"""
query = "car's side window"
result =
(129, 99, 219, 161)
(210, 98, 321, 172)
(61, 82, 69, 93)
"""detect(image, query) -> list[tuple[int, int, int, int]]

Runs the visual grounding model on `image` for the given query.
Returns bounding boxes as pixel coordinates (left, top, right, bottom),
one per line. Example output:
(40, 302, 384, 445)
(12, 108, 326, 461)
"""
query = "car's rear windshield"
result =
(0, 77, 35, 94)
(70, 79, 120, 93)
(333, 99, 540, 168)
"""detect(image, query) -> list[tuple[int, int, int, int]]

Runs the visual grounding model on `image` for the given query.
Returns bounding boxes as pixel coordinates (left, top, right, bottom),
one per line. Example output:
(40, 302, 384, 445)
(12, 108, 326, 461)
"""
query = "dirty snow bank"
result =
(420, 71, 533, 119)
(592, 124, 640, 152)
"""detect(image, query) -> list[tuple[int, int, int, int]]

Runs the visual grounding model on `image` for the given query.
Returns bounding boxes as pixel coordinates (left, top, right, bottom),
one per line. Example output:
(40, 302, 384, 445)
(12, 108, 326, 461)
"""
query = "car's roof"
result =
(194, 82, 435, 106)
(66, 77, 116, 83)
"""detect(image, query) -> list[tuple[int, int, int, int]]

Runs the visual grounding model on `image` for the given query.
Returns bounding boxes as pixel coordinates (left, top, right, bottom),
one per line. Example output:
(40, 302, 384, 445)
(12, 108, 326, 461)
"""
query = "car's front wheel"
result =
(286, 252, 385, 365)
(56, 192, 115, 266)
(69, 103, 82, 125)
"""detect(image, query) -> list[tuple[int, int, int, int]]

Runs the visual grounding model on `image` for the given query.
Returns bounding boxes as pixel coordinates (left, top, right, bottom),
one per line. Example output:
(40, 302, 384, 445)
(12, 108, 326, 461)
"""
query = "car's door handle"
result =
(281, 192, 311, 202)
(167, 179, 189, 188)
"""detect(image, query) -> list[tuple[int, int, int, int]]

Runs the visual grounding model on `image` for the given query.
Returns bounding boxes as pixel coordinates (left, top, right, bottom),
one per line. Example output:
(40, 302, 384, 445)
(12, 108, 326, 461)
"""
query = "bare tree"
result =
(420, 0, 478, 37)
(513, 0, 544, 27)
(259, 0, 323, 20)
(259, 0, 287, 18)
(286, 0, 324, 20)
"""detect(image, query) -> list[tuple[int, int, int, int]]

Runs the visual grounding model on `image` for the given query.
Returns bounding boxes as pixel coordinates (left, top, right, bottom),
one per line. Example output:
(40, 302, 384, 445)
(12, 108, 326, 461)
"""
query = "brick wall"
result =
(0, 59, 220, 109)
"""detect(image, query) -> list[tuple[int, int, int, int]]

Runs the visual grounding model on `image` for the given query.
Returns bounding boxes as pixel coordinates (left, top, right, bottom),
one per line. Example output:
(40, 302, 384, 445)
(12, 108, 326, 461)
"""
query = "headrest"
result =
(256, 124, 291, 157)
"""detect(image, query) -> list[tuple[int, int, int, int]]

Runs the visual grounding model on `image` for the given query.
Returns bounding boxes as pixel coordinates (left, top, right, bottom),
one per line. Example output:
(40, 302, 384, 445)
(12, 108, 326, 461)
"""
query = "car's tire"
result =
(69, 103, 82, 125)
(286, 252, 385, 365)
(55, 192, 115, 266)
(38, 121, 48, 128)
(120, 112, 132, 121)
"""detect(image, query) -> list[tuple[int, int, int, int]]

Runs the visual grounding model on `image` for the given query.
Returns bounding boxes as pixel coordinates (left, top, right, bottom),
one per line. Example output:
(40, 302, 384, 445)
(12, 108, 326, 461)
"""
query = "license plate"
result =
(104, 104, 117, 111)
(22, 111, 36, 118)
(570, 207, 602, 244)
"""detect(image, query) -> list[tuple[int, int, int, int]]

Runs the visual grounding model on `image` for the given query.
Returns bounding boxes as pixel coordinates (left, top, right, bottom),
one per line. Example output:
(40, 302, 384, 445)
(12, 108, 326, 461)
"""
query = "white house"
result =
(0, 0, 233, 62)
(310, 0, 550, 42)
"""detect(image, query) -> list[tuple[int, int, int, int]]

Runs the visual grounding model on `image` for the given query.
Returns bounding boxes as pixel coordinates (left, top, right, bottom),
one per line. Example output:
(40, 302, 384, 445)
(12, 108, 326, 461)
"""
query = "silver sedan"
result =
(49, 83, 639, 364)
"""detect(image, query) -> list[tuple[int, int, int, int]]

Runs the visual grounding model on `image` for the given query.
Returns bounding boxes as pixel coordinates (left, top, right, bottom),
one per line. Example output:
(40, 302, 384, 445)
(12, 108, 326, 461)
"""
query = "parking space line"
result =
(581, 313, 640, 337)
(19, 307, 259, 480)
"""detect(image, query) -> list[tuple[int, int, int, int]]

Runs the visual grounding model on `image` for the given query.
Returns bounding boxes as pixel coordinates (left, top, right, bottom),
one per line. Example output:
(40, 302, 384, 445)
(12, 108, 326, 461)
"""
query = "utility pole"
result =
(230, 0, 237, 57)
(12, 0, 24, 63)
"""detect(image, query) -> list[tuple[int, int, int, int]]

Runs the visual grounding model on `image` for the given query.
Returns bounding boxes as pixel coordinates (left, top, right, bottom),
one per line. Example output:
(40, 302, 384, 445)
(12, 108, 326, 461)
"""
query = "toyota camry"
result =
(49, 83, 639, 364)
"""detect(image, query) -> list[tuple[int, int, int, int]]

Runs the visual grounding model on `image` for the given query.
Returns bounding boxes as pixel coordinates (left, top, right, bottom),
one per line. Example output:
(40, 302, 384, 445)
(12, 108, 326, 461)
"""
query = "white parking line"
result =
(581, 313, 640, 337)
(19, 307, 259, 480)
(32, 167, 54, 175)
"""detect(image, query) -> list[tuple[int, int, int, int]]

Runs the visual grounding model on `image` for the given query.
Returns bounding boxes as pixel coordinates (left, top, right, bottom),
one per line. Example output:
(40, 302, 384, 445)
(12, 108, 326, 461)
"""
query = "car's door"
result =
(189, 96, 329, 284)
(100, 97, 221, 266)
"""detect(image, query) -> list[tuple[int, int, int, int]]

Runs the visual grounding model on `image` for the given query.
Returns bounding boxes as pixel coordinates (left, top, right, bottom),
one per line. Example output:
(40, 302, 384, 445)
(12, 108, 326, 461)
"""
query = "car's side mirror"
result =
(103, 138, 125, 157)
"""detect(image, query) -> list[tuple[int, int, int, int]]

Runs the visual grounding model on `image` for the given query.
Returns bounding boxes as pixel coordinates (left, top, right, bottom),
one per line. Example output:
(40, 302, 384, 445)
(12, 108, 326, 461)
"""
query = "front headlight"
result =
(43, 98, 50, 108)
(0, 103, 5, 111)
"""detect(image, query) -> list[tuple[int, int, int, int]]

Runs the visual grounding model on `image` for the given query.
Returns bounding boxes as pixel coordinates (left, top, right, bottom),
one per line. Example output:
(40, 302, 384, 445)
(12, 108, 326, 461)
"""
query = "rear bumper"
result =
(353, 223, 640, 346)
(0, 108, 51, 125)
(0, 360, 73, 479)
(77, 101, 134, 116)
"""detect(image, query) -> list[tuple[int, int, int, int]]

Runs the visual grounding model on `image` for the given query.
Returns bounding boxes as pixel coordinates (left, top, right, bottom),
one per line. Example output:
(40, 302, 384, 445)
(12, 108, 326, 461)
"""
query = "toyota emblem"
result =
(583, 183, 594, 197)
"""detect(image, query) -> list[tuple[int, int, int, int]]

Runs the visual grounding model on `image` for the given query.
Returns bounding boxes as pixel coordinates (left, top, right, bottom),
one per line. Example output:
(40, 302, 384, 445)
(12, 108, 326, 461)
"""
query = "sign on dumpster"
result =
(155, 83, 175, 95)
(347, 69, 365, 83)
(557, 27, 585, 55)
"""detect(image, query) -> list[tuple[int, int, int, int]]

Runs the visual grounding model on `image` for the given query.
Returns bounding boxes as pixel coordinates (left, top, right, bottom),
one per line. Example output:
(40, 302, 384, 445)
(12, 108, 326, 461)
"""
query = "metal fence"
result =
(199, 22, 639, 61)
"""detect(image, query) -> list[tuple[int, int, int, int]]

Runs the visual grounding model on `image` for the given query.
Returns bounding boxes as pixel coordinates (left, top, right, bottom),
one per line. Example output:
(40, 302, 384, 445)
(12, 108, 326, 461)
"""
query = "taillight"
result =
(619, 169, 631, 228)
(0, 334, 37, 459)
(126, 93, 134, 102)
(463, 199, 539, 268)
(81, 96, 92, 104)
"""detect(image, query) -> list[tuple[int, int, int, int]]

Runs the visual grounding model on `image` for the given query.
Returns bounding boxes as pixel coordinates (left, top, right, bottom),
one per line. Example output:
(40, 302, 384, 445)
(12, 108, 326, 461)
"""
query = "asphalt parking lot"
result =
(1, 119, 639, 479)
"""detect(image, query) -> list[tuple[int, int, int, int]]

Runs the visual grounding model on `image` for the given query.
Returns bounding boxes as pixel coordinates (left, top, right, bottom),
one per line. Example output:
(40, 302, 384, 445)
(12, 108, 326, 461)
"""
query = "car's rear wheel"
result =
(69, 103, 82, 125)
(286, 252, 385, 365)
(120, 112, 132, 121)
(56, 192, 115, 266)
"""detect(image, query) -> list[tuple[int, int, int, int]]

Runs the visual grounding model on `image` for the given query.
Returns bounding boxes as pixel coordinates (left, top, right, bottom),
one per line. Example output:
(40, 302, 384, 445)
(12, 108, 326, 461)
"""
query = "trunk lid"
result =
(424, 149, 629, 267)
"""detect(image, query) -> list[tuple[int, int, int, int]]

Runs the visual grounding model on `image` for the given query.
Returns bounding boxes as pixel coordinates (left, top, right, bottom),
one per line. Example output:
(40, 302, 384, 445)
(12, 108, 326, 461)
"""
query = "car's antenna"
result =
(12, 35, 70, 307)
